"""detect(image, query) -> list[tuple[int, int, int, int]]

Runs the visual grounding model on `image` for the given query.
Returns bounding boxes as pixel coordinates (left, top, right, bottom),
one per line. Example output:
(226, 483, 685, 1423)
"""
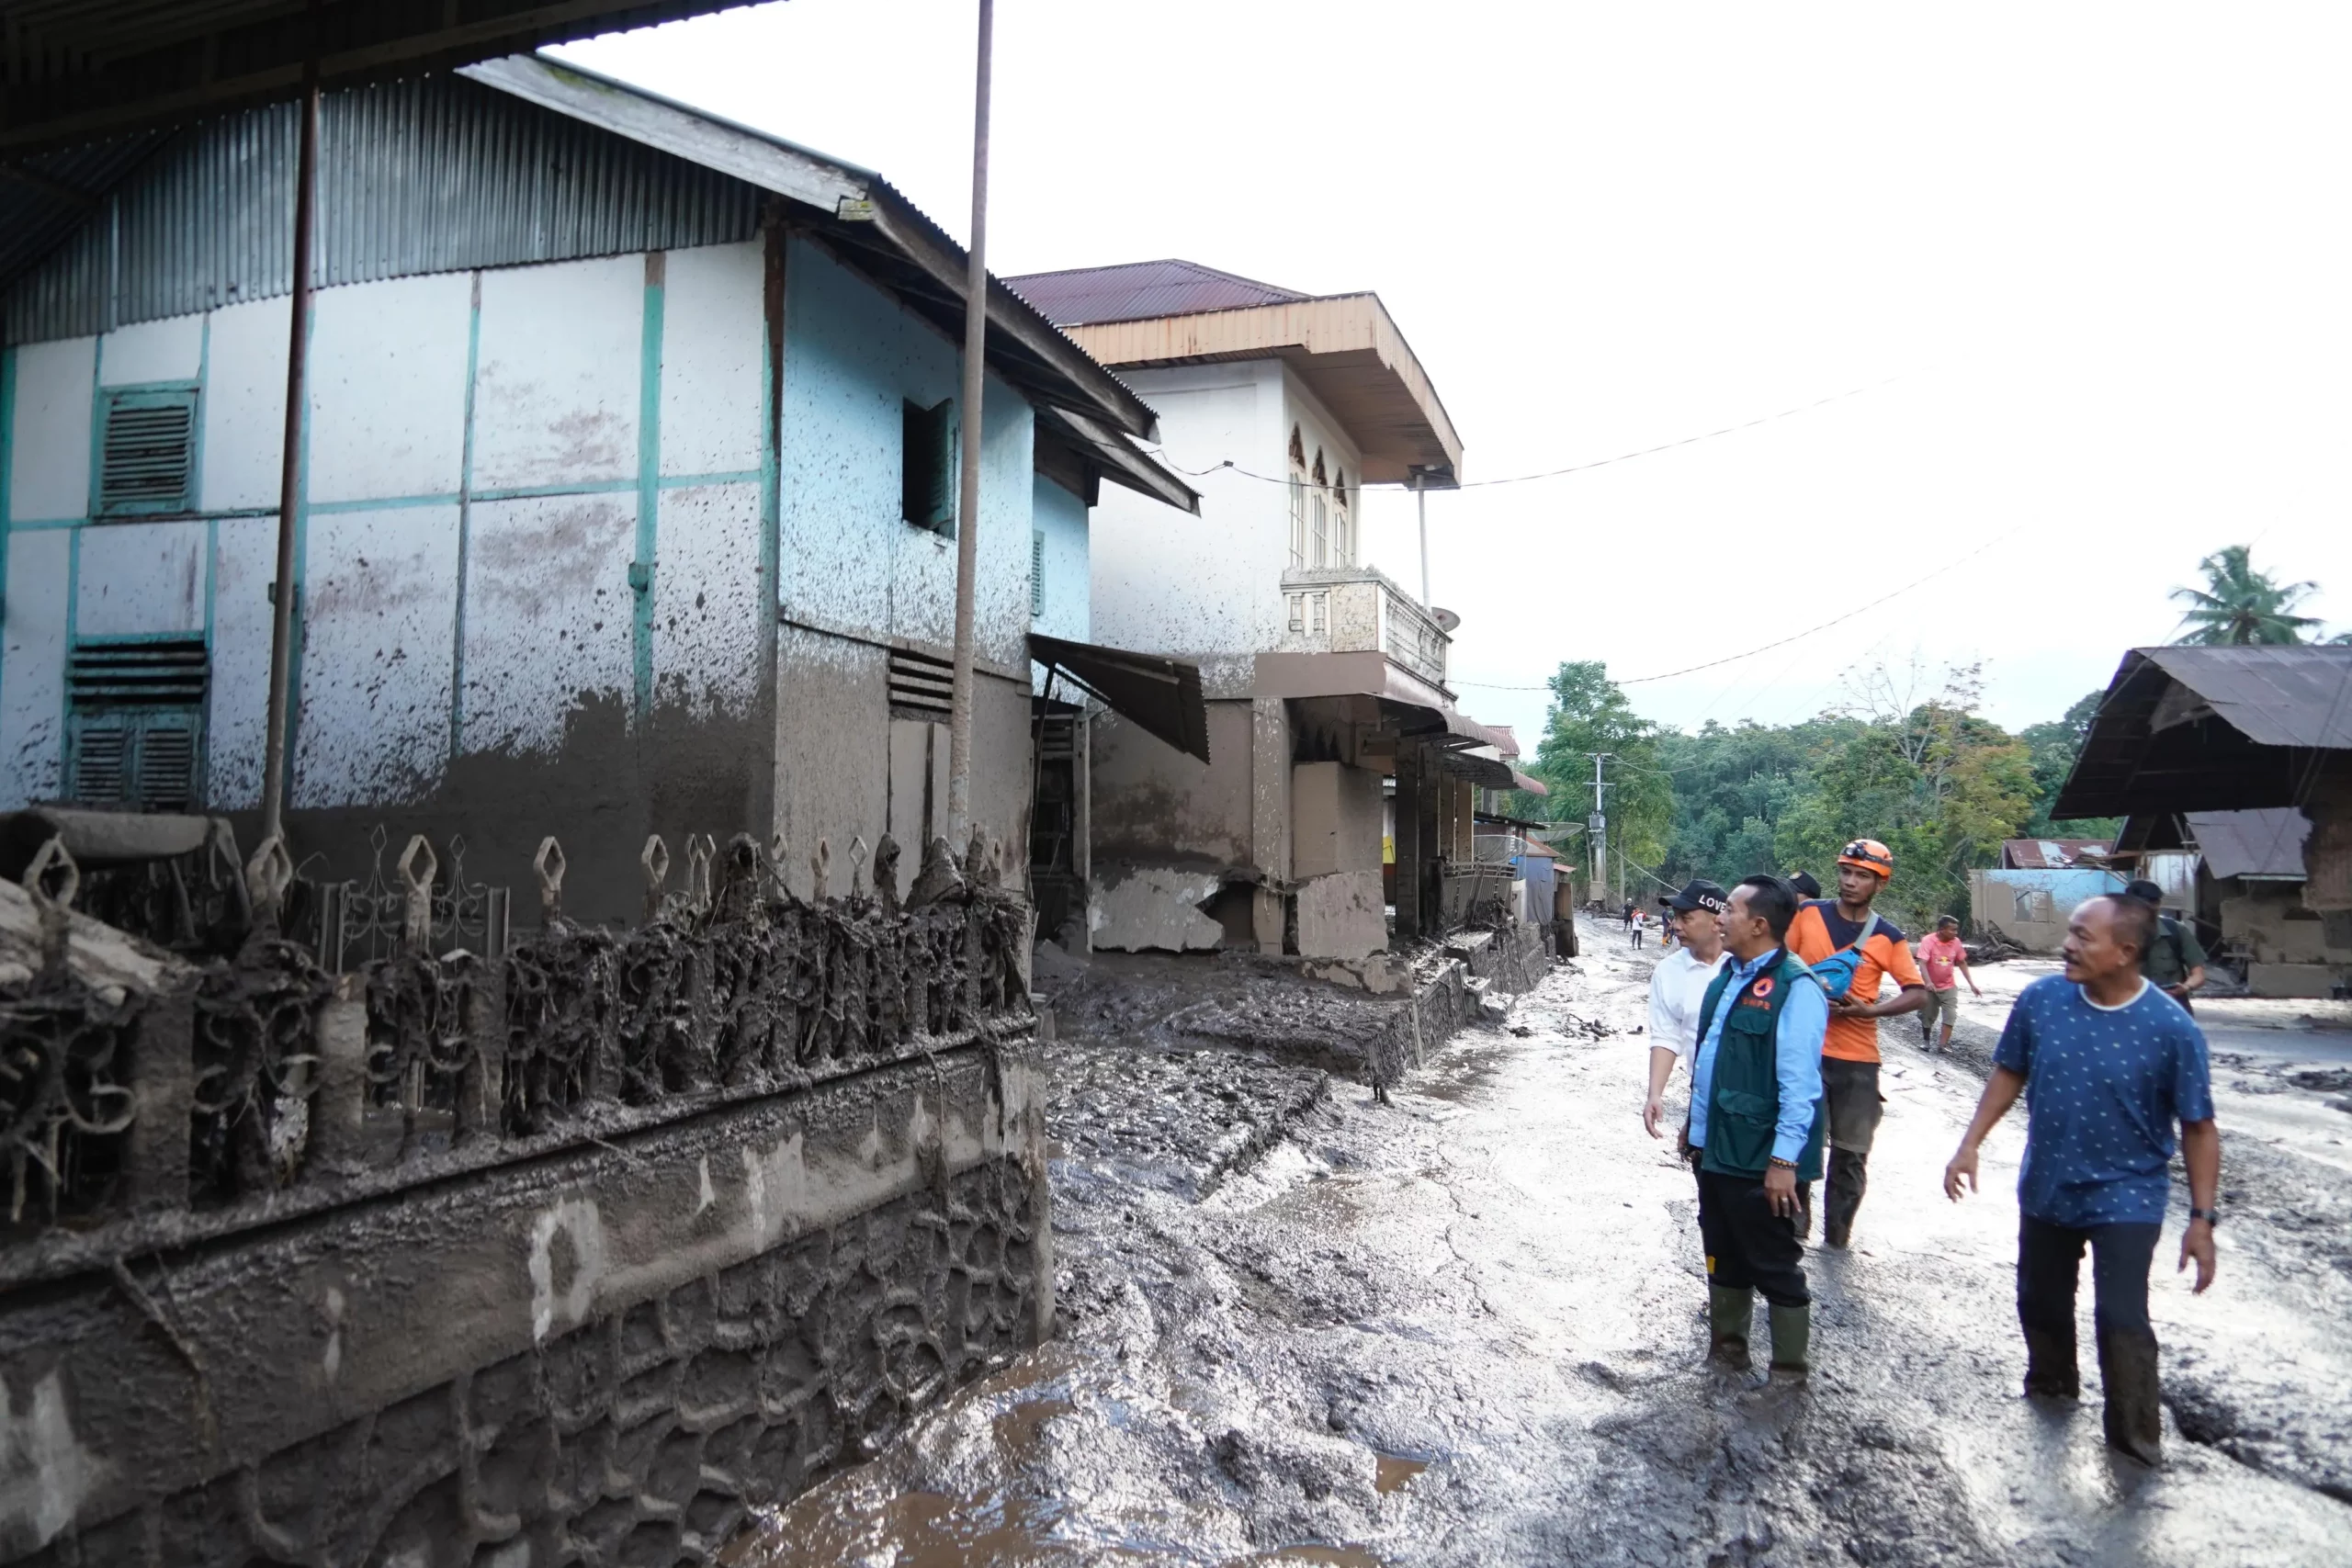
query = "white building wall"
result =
(1283, 367, 1366, 570)
(7, 337, 94, 523)
(96, 315, 202, 388)
(307, 273, 471, 503)
(1030, 472, 1090, 645)
(0, 530, 69, 802)
(198, 298, 291, 513)
(1086, 358, 1287, 661)
(293, 505, 461, 807)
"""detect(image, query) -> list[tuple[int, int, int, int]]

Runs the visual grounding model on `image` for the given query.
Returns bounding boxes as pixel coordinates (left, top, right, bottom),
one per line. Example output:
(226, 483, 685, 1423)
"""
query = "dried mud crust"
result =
(1036, 950, 1421, 1075)
(1044, 1042, 1330, 1201)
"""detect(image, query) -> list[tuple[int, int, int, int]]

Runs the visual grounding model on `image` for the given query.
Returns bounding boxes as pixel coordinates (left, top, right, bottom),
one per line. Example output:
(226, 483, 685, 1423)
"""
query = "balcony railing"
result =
(1279, 566, 1450, 688)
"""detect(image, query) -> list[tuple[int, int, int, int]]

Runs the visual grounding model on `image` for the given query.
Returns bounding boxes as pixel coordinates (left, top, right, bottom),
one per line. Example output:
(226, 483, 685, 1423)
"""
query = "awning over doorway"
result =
(1030, 634, 1211, 763)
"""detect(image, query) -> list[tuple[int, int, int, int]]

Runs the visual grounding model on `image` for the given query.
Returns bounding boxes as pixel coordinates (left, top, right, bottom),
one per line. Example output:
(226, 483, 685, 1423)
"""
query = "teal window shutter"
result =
(901, 398, 957, 532)
(1031, 530, 1046, 618)
(64, 638, 209, 809)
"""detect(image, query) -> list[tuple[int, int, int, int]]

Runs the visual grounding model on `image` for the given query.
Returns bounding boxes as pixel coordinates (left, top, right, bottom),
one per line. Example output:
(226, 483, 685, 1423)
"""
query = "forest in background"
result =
(1514, 545, 2338, 931)
(1513, 660, 2110, 932)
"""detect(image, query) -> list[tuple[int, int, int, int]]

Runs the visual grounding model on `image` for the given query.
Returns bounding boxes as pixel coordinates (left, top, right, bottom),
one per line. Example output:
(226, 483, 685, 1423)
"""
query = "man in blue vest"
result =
(1687, 874, 1832, 1379)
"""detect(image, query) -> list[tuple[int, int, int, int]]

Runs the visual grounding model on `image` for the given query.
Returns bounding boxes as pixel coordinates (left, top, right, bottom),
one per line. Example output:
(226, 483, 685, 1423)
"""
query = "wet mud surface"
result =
(730, 922, 2352, 1565)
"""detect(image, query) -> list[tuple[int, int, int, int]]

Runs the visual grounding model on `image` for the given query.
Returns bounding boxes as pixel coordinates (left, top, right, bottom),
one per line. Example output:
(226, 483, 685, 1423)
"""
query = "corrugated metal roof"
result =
(2053, 645, 2352, 818)
(1004, 259, 1308, 327)
(2001, 839, 2112, 870)
(2142, 645, 2352, 749)
(2185, 808, 2310, 880)
(0, 1, 763, 152)
(6, 73, 759, 344)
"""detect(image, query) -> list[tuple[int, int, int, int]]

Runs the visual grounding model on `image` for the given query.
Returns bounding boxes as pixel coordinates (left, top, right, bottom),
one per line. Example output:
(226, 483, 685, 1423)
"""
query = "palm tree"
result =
(2169, 545, 2322, 646)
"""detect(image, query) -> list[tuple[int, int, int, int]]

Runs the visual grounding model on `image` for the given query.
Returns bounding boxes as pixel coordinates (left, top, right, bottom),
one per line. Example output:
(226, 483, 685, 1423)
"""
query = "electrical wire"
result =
(1451, 518, 2034, 693)
(1151, 378, 1896, 492)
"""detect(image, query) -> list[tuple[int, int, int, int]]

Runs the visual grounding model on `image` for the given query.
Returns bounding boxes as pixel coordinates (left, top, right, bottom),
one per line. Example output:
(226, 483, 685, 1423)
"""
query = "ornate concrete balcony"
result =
(1278, 566, 1450, 690)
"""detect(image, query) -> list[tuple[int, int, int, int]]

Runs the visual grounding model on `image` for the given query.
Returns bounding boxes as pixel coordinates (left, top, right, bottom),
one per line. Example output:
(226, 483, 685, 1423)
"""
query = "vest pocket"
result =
(1711, 1088, 1778, 1172)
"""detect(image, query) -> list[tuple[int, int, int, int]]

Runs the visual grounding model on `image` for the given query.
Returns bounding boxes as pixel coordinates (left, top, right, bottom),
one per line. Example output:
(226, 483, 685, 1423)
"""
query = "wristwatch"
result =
(2188, 1207, 2220, 1226)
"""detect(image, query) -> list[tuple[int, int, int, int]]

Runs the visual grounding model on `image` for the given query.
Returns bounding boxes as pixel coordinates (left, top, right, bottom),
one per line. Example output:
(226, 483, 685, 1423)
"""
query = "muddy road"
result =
(730, 923, 2352, 1566)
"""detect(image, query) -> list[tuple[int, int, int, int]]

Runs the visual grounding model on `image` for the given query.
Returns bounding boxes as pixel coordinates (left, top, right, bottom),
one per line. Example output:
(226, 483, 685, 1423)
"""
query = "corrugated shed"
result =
(2185, 808, 2310, 880)
(1004, 259, 1307, 327)
(6, 73, 759, 344)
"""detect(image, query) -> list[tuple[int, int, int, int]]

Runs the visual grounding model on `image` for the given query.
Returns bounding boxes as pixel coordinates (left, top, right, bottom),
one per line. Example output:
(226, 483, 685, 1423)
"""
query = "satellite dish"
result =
(1430, 606, 1462, 633)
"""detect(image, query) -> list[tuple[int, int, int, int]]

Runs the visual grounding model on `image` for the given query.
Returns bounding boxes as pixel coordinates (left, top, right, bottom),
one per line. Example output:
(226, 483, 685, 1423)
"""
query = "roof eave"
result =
(460, 53, 1160, 441)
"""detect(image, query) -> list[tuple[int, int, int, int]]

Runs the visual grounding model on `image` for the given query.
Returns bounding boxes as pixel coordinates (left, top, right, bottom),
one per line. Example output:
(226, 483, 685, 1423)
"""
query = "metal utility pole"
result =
(1414, 470, 1430, 605)
(943, 0, 995, 848)
(1586, 753, 1611, 908)
(260, 51, 322, 847)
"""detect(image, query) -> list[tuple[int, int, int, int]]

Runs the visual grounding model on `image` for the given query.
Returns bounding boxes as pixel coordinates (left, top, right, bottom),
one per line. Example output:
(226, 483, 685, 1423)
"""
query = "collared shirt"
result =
(2141, 915, 2209, 988)
(1647, 945, 1731, 1060)
(1994, 975, 2215, 1226)
(1688, 947, 1830, 1163)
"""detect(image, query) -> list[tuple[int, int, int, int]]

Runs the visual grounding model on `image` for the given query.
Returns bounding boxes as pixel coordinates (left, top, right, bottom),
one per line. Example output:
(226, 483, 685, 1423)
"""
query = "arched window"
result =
(1330, 466, 1351, 566)
(1287, 425, 1308, 568)
(1310, 449, 1329, 567)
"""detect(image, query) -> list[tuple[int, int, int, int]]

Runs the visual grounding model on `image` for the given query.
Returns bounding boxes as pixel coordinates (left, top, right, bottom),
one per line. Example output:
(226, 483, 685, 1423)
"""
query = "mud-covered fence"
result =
(0, 825, 1034, 1241)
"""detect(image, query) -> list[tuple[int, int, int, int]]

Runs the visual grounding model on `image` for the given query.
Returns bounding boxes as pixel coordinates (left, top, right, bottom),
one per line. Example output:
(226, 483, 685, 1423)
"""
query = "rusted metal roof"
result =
(1999, 838, 2112, 870)
(2185, 808, 2310, 881)
(2053, 645, 2352, 818)
(1005, 259, 1307, 327)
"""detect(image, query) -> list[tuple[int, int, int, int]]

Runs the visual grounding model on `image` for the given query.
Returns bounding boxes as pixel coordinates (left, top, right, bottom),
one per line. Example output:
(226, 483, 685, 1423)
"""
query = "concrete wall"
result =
(1088, 359, 1287, 661)
(1087, 700, 1261, 951)
(2, 233, 1048, 919)
(0, 1047, 1047, 1564)
(1031, 471, 1089, 646)
(1283, 368, 1366, 571)
(1969, 867, 2127, 952)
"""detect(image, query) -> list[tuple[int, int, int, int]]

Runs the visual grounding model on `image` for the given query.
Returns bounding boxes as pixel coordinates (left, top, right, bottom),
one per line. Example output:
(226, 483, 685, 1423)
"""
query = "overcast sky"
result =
(555, 1, 2352, 747)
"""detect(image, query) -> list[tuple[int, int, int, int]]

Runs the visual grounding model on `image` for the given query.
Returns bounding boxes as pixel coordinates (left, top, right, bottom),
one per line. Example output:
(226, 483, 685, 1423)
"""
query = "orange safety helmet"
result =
(1837, 839, 1894, 879)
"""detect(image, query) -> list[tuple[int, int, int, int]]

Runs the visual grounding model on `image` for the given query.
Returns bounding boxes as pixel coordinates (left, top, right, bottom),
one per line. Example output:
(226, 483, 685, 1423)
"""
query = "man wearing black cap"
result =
(1645, 880, 1733, 1143)
(1787, 871, 1822, 901)
(2124, 880, 2207, 1010)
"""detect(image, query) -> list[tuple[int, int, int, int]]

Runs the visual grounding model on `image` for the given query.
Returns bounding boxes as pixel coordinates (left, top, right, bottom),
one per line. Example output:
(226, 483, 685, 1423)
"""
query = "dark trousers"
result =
(1697, 1169, 1810, 1308)
(2017, 1215, 2159, 1364)
(1820, 1057, 1883, 1242)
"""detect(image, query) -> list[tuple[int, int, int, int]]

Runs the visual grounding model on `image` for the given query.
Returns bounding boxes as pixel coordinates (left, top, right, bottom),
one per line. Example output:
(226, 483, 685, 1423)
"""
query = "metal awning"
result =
(1031, 633, 1210, 763)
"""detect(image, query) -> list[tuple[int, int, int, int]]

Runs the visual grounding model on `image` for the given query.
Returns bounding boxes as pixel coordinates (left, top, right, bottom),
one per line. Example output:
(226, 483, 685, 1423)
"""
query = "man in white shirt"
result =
(1645, 879, 1734, 1140)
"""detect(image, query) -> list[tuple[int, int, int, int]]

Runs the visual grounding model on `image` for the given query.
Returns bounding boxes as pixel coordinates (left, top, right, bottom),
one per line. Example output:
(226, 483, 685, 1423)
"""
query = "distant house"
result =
(2113, 807, 2351, 997)
(2056, 644, 2352, 996)
(1998, 838, 2113, 871)
(0, 55, 1196, 924)
(1002, 259, 1539, 962)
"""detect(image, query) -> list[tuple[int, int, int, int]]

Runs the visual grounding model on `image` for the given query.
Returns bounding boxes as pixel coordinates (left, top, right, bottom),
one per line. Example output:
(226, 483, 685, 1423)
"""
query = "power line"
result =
(1150, 378, 1896, 492)
(1451, 518, 2034, 693)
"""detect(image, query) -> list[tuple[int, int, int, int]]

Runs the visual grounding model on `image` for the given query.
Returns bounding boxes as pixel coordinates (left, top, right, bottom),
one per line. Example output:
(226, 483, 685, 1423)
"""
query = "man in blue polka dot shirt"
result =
(1941, 893, 2220, 1467)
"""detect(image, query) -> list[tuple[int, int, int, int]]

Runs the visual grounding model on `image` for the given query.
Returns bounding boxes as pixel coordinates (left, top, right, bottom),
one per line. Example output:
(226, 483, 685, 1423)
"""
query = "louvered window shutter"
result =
(1031, 531, 1046, 618)
(97, 389, 198, 515)
(64, 638, 209, 809)
(900, 398, 957, 533)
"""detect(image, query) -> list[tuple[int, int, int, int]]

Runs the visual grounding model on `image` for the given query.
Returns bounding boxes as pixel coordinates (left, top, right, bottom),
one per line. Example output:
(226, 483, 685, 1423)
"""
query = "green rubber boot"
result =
(1768, 1302, 1812, 1381)
(1708, 1285, 1754, 1370)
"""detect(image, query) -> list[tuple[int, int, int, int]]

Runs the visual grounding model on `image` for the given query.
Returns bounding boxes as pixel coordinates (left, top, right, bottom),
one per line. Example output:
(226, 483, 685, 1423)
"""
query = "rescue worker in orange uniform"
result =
(1784, 839, 1929, 1247)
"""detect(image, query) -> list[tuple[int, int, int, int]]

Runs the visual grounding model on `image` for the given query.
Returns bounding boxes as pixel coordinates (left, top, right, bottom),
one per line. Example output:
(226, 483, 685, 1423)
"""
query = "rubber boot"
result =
(2021, 1325, 2079, 1400)
(1707, 1285, 1754, 1371)
(1823, 1148, 1867, 1248)
(2097, 1327, 2164, 1465)
(1767, 1302, 1811, 1382)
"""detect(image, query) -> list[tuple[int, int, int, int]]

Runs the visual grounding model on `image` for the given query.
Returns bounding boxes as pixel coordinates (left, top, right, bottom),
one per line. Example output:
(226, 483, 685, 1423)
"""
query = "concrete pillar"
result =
(1416, 744, 1443, 934)
(1251, 696, 1291, 953)
(1394, 742, 1422, 942)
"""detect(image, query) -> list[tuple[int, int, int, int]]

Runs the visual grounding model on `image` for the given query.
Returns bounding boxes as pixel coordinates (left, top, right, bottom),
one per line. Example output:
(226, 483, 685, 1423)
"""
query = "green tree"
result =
(2018, 689, 2121, 839)
(1520, 661, 1673, 890)
(2170, 544, 2322, 645)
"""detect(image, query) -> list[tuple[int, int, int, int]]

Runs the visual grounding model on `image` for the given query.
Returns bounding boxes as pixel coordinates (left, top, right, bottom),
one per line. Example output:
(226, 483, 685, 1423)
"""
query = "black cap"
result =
(1665, 879, 1730, 915)
(1787, 871, 1821, 899)
(2123, 879, 2165, 906)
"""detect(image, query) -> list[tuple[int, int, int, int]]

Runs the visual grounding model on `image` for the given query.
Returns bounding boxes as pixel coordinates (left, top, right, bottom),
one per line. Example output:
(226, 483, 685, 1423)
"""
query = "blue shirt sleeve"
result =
(1995, 987, 2034, 1076)
(2172, 1016, 2215, 1123)
(1771, 973, 1829, 1162)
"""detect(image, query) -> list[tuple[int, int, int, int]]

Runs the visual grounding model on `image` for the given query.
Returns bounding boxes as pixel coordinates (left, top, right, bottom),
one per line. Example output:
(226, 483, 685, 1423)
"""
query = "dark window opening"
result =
(901, 397, 957, 533)
(97, 389, 198, 516)
(65, 638, 209, 811)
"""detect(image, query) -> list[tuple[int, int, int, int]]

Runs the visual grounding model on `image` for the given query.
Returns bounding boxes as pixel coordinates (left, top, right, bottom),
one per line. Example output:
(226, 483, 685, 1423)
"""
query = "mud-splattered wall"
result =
(3, 226, 1051, 922)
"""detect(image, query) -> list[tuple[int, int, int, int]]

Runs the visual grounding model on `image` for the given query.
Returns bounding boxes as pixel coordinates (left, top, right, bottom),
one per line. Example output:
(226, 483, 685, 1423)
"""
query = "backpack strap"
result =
(2161, 914, 2188, 971)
